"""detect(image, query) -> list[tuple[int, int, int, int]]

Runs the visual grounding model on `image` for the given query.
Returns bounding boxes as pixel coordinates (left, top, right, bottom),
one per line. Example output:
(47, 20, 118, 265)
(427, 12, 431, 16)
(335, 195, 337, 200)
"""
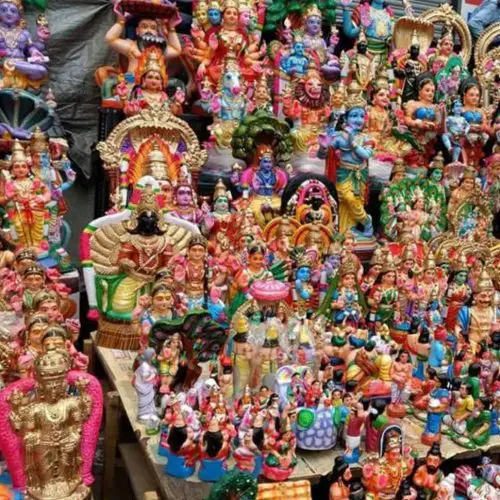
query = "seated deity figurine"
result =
(0, 0, 49, 89)
(188, 0, 263, 91)
(427, 22, 457, 75)
(231, 144, 289, 228)
(282, 63, 331, 157)
(320, 82, 374, 240)
(0, 349, 103, 500)
(4, 140, 51, 256)
(119, 46, 184, 116)
(81, 181, 196, 349)
(170, 181, 212, 229)
(362, 425, 414, 499)
(280, 33, 310, 79)
(97, 0, 182, 103)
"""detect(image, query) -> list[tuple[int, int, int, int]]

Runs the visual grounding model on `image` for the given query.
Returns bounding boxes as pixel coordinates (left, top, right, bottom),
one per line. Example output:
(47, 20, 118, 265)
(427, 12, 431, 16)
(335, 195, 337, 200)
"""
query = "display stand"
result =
(88, 332, 500, 499)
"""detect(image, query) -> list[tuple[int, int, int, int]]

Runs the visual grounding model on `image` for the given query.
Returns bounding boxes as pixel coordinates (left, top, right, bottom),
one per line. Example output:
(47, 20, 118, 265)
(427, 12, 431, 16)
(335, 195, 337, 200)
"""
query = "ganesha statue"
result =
(0, 348, 103, 500)
(81, 180, 198, 349)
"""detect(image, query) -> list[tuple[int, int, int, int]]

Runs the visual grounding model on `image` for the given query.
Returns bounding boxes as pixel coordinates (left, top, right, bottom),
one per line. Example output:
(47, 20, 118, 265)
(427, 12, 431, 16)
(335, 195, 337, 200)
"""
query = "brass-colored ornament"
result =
(474, 22, 500, 107)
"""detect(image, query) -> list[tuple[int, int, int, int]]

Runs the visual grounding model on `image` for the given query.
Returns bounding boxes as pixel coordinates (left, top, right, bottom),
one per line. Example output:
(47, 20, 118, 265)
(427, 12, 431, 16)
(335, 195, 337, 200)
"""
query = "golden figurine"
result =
(1, 349, 103, 500)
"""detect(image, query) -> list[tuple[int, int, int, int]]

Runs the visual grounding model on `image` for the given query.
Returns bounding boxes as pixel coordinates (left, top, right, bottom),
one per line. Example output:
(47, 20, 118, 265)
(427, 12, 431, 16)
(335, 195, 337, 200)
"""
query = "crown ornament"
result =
(10, 140, 29, 166)
(345, 81, 366, 109)
(477, 269, 494, 293)
(339, 257, 358, 277)
(304, 4, 322, 19)
(35, 349, 71, 380)
(136, 185, 161, 216)
(30, 127, 49, 153)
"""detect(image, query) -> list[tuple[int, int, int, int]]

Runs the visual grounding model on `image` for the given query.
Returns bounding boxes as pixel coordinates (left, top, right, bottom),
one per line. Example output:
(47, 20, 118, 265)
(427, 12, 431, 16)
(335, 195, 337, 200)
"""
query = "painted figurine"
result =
(133, 347, 160, 428)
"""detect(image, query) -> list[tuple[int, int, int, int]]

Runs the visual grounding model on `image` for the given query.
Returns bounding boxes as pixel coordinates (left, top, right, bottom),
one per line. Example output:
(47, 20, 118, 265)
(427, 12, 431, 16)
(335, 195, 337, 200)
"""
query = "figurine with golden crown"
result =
(320, 82, 375, 251)
(3, 140, 51, 256)
(0, 348, 103, 500)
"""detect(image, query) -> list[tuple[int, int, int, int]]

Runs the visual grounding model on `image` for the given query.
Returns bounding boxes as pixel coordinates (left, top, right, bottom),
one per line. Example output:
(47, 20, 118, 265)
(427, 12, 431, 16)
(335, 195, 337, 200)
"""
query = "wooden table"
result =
(88, 333, 500, 499)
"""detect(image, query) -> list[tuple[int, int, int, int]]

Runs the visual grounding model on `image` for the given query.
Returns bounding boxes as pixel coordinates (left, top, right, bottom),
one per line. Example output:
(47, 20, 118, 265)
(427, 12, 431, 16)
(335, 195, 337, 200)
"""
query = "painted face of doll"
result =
(136, 18, 158, 38)
(454, 270, 468, 285)
(441, 37, 453, 56)
(347, 107, 366, 131)
(176, 186, 194, 207)
(214, 196, 229, 214)
(382, 271, 396, 286)
(259, 155, 273, 172)
(305, 76, 322, 100)
(38, 300, 60, 323)
(0, 2, 20, 27)
(207, 7, 221, 26)
(297, 266, 311, 282)
(342, 273, 356, 288)
(23, 273, 44, 292)
(239, 10, 250, 27)
(306, 15, 322, 36)
(29, 322, 48, 351)
(419, 82, 435, 103)
(153, 290, 174, 314)
(223, 7, 238, 26)
(293, 41, 305, 57)
(331, 91, 344, 108)
(143, 70, 163, 92)
(248, 251, 265, 270)
(12, 161, 30, 179)
(188, 244, 206, 263)
(452, 100, 463, 116)
(373, 88, 390, 108)
(464, 85, 480, 107)
(462, 177, 475, 191)
(430, 168, 443, 182)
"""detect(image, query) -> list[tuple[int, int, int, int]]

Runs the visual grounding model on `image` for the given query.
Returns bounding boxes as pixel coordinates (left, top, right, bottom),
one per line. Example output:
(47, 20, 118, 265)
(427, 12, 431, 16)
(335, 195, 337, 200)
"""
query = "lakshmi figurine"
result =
(4, 140, 51, 255)
(367, 74, 413, 161)
(367, 253, 399, 327)
(460, 77, 492, 168)
(362, 425, 414, 500)
(321, 82, 374, 239)
(120, 47, 183, 116)
(341, 0, 394, 66)
(404, 72, 441, 170)
(0, 349, 102, 500)
(190, 0, 263, 90)
(427, 22, 456, 75)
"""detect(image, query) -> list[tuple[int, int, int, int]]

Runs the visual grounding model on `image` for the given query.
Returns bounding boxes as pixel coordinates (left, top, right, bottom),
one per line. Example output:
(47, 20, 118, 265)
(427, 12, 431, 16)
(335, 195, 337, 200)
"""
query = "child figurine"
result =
(343, 398, 367, 464)
(218, 355, 233, 401)
(442, 99, 470, 164)
(388, 350, 413, 418)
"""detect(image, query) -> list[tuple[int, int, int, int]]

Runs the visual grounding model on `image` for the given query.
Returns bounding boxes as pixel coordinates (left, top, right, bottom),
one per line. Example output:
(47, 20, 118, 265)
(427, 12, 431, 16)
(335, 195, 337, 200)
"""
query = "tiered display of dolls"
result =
(0, 0, 499, 498)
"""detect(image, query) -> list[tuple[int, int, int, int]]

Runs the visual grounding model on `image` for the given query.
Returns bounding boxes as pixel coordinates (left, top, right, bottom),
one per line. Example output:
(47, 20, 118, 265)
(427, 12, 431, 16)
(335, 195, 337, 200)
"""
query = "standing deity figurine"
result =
(321, 82, 374, 239)
(4, 140, 51, 255)
(0, 349, 103, 500)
